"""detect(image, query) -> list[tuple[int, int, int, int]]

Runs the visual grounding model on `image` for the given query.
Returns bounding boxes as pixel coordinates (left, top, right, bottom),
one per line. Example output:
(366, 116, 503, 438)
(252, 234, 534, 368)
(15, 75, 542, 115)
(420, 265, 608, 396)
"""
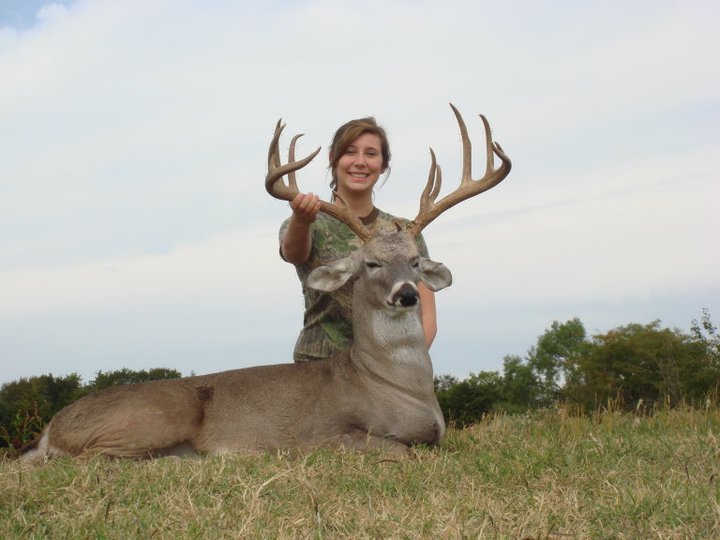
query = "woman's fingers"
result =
(290, 193, 321, 223)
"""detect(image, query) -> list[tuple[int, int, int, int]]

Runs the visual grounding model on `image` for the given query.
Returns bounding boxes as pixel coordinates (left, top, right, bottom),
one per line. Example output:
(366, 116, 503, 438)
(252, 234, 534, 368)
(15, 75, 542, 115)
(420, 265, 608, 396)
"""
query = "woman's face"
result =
(334, 132, 386, 198)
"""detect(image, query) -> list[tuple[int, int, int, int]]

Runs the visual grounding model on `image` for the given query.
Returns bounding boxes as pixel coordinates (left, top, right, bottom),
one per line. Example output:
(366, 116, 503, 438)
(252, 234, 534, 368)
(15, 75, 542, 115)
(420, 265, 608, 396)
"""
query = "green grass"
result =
(1, 407, 719, 539)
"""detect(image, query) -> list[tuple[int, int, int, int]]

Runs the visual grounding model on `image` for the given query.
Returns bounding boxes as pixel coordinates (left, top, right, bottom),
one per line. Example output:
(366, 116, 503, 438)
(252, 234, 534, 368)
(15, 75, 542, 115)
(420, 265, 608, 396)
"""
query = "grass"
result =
(1, 407, 719, 539)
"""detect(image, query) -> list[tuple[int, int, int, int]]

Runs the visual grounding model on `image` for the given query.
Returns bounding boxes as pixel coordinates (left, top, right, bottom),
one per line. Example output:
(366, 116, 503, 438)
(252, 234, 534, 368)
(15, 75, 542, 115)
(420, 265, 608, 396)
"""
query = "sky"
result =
(1, 0, 718, 386)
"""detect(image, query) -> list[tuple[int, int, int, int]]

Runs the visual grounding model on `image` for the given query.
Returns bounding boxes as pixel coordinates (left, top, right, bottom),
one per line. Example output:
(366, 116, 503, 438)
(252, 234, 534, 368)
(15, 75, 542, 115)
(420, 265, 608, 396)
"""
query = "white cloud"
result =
(0, 225, 282, 315)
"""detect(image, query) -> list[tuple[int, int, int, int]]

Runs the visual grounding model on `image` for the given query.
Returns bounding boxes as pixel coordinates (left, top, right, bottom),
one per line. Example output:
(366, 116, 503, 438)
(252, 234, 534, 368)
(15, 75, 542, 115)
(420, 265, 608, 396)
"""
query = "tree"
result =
(435, 313, 720, 422)
(691, 308, 720, 362)
(83, 367, 182, 394)
(434, 374, 459, 392)
(0, 373, 83, 450)
(498, 355, 540, 413)
(568, 321, 719, 409)
(436, 371, 503, 427)
(526, 318, 587, 404)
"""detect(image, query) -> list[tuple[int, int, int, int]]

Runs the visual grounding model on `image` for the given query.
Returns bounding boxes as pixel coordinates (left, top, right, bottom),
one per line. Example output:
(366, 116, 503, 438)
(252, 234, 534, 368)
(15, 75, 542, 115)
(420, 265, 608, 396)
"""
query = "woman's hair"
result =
(328, 117, 391, 195)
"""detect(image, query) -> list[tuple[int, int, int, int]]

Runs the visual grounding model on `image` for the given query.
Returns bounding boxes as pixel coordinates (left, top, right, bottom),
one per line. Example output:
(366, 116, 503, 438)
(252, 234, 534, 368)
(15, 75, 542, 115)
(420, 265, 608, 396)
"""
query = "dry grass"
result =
(1, 407, 719, 539)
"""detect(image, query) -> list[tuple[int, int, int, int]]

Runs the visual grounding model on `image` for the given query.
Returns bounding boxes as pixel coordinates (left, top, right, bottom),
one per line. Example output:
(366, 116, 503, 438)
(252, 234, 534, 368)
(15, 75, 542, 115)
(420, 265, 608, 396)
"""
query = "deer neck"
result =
(349, 291, 434, 391)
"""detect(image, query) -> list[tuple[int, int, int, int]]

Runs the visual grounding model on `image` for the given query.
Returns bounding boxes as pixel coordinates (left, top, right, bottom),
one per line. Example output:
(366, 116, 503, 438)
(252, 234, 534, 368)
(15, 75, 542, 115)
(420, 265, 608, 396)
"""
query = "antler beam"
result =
(409, 104, 512, 236)
(265, 120, 373, 242)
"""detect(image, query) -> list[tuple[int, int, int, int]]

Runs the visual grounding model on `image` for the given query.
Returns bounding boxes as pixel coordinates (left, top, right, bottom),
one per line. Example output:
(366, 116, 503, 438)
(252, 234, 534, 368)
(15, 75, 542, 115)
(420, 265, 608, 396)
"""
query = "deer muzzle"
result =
(389, 282, 419, 308)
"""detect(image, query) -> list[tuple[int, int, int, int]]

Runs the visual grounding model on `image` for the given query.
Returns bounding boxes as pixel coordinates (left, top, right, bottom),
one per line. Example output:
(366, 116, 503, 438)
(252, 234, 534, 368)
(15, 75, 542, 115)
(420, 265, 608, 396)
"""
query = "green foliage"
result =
(0, 373, 83, 421)
(0, 404, 44, 453)
(0, 373, 83, 451)
(84, 367, 181, 393)
(436, 371, 503, 426)
(436, 310, 720, 425)
(567, 320, 720, 409)
(691, 307, 720, 361)
(497, 354, 540, 413)
(0, 367, 182, 451)
(526, 317, 587, 404)
(433, 374, 459, 392)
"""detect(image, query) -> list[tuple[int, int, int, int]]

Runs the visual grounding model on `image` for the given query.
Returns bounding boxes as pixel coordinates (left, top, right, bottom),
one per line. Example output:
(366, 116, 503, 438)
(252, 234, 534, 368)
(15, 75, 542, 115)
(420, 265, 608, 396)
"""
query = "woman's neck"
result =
(334, 190, 374, 218)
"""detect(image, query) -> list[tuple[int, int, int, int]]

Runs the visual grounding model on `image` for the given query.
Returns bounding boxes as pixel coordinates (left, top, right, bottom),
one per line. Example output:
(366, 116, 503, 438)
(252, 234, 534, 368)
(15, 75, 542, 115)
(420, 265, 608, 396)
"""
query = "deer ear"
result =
(306, 252, 361, 292)
(417, 257, 452, 291)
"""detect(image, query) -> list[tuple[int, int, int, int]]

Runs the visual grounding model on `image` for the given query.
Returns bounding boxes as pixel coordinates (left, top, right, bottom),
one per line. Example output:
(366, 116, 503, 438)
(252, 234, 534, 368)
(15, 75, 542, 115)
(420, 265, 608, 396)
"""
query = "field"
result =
(1, 407, 719, 539)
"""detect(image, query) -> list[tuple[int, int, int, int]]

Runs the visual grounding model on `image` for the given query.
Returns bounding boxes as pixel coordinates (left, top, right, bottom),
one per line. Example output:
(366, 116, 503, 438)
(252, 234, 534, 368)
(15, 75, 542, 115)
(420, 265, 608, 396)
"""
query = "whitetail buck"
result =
(21, 104, 510, 462)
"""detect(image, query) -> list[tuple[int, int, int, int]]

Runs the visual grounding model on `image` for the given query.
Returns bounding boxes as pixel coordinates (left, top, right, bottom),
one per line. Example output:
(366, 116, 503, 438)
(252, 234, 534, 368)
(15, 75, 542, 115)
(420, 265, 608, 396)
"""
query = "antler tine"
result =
(267, 119, 284, 173)
(410, 104, 512, 236)
(418, 148, 443, 216)
(451, 103, 473, 187)
(287, 133, 303, 192)
(265, 119, 321, 200)
(264, 119, 373, 242)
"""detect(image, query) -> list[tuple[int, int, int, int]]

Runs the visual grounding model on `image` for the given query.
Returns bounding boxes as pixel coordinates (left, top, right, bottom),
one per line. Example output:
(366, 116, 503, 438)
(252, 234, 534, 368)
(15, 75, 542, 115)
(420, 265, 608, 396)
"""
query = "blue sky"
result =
(1, 0, 718, 385)
(0, 0, 73, 29)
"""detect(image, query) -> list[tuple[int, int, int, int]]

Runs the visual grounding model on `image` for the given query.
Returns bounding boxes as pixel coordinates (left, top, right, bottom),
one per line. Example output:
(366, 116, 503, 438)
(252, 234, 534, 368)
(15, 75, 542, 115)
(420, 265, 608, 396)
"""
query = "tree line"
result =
(436, 309, 719, 425)
(1, 310, 718, 450)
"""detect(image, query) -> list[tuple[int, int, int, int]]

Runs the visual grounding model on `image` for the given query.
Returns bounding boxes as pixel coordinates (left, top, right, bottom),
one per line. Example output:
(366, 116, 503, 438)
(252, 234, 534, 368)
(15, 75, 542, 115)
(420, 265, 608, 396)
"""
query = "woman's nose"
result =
(354, 153, 367, 166)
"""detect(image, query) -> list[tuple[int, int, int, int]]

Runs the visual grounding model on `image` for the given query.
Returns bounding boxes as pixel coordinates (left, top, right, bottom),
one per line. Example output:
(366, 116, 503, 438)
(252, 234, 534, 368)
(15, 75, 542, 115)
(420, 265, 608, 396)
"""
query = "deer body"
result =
(22, 105, 510, 462)
(23, 231, 449, 461)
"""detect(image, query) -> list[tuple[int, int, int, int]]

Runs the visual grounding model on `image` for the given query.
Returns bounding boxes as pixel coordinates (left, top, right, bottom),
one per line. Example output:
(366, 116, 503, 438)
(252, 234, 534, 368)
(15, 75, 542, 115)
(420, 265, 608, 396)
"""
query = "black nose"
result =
(393, 283, 418, 307)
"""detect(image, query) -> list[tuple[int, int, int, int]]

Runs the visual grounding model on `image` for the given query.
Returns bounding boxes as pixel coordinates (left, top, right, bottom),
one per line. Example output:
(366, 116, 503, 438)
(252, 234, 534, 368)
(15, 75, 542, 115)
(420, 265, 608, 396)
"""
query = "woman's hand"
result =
(282, 193, 321, 264)
(289, 193, 321, 225)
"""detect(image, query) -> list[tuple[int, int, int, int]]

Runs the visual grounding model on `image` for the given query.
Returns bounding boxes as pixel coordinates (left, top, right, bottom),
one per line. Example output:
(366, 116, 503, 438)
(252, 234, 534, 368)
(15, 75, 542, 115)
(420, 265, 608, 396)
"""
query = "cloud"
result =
(0, 0, 718, 384)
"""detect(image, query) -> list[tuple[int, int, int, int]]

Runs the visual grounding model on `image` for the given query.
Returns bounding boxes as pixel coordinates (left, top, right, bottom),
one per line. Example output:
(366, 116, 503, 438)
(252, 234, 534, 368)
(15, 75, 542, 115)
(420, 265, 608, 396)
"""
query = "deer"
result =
(21, 104, 511, 463)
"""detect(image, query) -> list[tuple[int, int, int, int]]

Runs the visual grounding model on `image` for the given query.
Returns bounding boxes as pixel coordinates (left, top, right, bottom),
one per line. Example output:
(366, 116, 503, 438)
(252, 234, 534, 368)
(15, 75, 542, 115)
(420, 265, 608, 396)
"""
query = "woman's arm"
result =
(281, 193, 321, 264)
(418, 282, 437, 349)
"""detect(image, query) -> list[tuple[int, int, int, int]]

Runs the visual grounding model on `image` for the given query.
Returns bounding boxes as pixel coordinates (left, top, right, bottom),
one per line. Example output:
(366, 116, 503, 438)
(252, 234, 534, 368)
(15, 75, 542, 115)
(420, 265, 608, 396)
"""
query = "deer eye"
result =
(411, 259, 420, 269)
(365, 261, 381, 269)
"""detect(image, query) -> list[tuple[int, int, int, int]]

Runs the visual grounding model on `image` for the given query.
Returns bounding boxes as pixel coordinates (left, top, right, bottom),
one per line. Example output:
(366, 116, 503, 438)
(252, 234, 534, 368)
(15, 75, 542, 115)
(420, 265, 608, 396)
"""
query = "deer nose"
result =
(392, 283, 418, 307)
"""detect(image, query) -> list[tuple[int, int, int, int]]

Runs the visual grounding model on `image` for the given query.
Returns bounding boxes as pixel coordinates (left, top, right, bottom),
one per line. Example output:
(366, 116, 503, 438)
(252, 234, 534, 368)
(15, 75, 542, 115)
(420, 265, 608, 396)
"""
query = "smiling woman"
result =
(278, 116, 438, 362)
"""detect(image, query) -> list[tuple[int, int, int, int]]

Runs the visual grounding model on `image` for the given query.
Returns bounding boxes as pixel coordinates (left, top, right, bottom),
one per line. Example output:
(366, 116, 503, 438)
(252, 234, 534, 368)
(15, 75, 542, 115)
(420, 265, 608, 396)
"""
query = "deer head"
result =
(305, 229, 453, 310)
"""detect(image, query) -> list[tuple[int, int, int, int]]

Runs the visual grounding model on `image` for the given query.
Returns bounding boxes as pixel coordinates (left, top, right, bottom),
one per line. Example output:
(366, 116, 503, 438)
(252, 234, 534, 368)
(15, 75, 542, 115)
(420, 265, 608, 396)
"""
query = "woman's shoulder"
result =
(278, 212, 348, 239)
(308, 213, 365, 263)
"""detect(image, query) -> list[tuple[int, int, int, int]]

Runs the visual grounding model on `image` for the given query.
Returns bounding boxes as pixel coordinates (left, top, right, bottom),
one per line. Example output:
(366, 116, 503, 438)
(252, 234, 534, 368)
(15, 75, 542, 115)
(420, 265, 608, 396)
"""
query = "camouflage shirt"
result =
(279, 208, 430, 362)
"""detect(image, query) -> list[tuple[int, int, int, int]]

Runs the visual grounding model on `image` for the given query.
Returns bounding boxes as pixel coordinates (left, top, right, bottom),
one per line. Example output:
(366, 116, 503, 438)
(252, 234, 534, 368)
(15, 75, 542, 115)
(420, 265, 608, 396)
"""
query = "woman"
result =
(279, 116, 437, 362)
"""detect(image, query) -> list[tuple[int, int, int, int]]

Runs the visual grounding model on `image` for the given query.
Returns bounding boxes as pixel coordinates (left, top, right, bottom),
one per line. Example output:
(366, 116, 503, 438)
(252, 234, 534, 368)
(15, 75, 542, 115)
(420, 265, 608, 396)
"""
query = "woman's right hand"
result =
(281, 193, 321, 264)
(290, 192, 321, 225)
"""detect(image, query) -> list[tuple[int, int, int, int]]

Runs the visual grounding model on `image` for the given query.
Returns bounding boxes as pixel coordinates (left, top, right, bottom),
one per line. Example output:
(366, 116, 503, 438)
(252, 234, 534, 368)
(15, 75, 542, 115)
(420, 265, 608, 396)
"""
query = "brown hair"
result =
(328, 117, 391, 195)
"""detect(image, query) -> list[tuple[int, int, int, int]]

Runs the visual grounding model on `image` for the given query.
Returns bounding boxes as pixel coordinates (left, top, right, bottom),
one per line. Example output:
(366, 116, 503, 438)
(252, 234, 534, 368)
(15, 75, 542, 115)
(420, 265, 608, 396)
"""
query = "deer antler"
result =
(409, 103, 511, 236)
(266, 119, 373, 242)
